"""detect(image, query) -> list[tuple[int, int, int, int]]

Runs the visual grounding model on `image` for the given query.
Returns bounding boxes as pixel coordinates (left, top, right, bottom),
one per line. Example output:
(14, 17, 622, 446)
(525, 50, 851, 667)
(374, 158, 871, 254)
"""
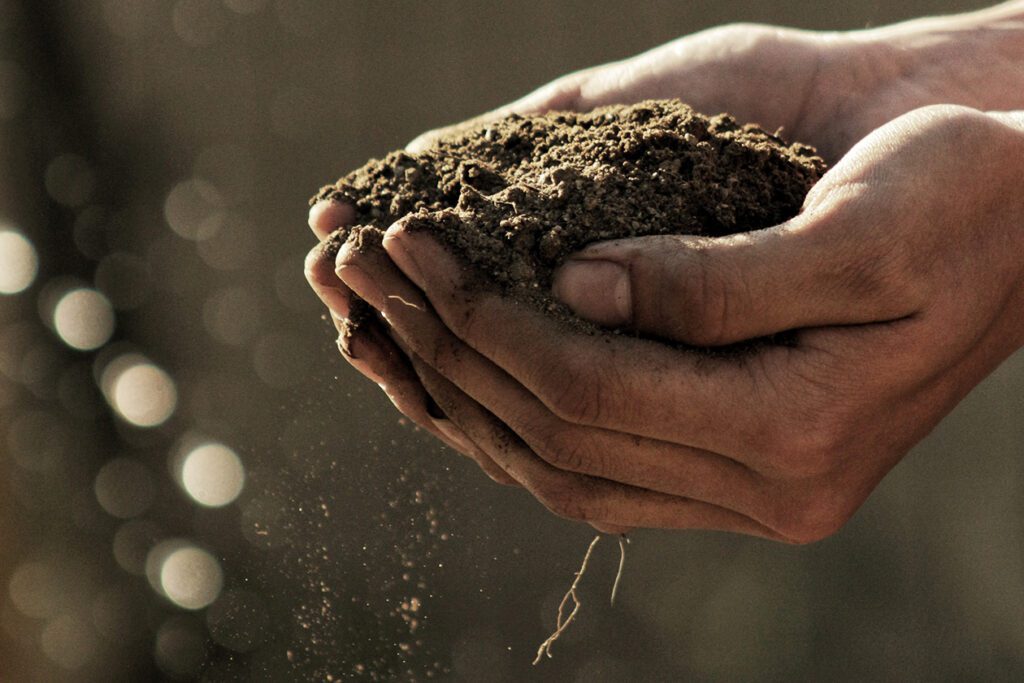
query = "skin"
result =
(306, 4, 1024, 542)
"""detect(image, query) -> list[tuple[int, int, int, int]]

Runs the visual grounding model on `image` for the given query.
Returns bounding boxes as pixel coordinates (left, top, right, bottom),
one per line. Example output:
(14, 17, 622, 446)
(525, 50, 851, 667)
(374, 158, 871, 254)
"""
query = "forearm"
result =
(853, 1, 1024, 112)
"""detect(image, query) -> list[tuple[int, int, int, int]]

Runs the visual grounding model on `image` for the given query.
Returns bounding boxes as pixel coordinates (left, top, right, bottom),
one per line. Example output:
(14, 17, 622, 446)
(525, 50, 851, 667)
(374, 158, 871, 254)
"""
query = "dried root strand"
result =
(533, 533, 630, 665)
(610, 534, 629, 607)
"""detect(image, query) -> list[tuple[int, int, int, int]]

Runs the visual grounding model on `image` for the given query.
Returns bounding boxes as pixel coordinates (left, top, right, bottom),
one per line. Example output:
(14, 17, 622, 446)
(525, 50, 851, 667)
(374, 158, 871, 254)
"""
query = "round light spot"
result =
(101, 355, 177, 427)
(159, 546, 223, 610)
(40, 614, 98, 670)
(8, 561, 62, 619)
(45, 154, 96, 207)
(163, 178, 226, 241)
(94, 458, 156, 519)
(180, 442, 245, 507)
(196, 213, 256, 270)
(53, 288, 115, 351)
(0, 229, 38, 294)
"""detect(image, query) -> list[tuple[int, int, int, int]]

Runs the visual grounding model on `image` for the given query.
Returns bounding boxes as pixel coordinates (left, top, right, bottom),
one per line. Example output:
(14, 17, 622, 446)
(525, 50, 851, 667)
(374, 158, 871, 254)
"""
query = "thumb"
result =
(551, 219, 910, 346)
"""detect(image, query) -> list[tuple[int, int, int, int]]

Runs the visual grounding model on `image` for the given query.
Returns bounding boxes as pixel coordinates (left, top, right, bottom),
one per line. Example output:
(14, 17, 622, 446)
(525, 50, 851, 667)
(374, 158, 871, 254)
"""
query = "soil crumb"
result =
(312, 99, 825, 327)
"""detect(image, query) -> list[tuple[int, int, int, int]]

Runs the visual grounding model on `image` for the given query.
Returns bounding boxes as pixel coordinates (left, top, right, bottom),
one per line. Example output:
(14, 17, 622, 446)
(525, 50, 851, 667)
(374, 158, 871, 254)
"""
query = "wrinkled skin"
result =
(306, 14, 1024, 542)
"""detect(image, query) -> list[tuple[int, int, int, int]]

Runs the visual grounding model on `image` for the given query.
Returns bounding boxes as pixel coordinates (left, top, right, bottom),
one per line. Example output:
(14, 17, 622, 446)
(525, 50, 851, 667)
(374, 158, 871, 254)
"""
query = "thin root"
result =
(610, 534, 629, 607)
(533, 532, 630, 665)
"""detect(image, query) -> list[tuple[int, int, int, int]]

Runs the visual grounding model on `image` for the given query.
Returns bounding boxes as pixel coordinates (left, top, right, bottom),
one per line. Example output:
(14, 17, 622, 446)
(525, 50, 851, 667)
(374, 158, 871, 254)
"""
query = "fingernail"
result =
(336, 265, 384, 310)
(338, 343, 386, 384)
(382, 232, 425, 285)
(552, 259, 632, 327)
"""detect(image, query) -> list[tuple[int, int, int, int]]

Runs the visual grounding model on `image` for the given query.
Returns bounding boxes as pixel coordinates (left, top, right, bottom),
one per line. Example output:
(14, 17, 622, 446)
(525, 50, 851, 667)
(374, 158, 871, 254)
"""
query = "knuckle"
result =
(536, 485, 592, 522)
(762, 412, 848, 479)
(537, 431, 594, 474)
(674, 252, 738, 346)
(541, 364, 605, 425)
(776, 489, 851, 545)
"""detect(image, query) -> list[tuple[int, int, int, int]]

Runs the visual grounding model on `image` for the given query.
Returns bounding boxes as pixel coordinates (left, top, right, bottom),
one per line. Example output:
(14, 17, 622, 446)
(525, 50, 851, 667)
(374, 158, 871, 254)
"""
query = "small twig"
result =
(533, 535, 601, 665)
(610, 534, 629, 606)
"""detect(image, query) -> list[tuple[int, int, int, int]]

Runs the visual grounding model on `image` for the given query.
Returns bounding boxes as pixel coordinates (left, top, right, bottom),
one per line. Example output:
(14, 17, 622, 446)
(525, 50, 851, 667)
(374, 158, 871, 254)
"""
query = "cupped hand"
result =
(304, 20, 937, 455)
(334, 105, 1024, 542)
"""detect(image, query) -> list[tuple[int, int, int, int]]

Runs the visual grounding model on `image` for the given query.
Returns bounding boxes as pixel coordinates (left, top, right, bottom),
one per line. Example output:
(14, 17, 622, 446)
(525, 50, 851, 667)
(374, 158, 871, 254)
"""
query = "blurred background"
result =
(1, 0, 1021, 680)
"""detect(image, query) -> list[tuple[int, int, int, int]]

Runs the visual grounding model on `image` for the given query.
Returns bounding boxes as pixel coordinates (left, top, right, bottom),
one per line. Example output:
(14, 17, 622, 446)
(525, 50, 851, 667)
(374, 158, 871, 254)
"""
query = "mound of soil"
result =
(312, 99, 825, 334)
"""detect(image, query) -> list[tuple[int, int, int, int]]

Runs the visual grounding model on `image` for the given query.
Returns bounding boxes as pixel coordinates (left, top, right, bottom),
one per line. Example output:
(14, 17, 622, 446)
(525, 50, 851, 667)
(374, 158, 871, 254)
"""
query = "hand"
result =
(335, 105, 1024, 542)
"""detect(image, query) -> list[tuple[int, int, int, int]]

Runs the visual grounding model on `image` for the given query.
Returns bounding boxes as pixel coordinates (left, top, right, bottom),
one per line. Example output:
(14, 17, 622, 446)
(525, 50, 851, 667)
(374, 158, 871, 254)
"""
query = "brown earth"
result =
(312, 99, 825, 337)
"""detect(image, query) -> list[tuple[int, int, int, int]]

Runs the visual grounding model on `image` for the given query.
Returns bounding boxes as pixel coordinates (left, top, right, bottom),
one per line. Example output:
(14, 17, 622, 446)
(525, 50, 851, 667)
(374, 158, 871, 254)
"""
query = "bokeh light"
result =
(40, 614, 99, 670)
(8, 561, 63, 619)
(52, 288, 115, 351)
(0, 228, 39, 294)
(158, 545, 224, 610)
(100, 354, 177, 427)
(94, 458, 157, 519)
(163, 178, 226, 241)
(180, 441, 245, 507)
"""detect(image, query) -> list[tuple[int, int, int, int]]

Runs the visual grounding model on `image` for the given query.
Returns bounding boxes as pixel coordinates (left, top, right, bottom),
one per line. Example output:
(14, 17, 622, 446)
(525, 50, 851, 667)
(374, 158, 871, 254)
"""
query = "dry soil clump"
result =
(313, 99, 825, 331)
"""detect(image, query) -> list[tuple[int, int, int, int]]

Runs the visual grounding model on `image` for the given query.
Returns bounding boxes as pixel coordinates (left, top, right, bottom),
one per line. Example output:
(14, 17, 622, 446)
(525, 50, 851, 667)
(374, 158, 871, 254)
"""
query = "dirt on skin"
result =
(312, 99, 825, 336)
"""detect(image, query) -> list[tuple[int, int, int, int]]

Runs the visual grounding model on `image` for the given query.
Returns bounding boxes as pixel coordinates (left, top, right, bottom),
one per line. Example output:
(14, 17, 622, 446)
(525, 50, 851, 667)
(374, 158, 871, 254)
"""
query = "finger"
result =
(338, 313, 462, 446)
(305, 230, 354, 318)
(330, 234, 519, 486)
(308, 199, 355, 241)
(380, 225, 779, 455)
(338, 245, 782, 523)
(431, 380, 782, 538)
(550, 209, 920, 346)
(405, 347, 520, 487)
(339, 244, 786, 538)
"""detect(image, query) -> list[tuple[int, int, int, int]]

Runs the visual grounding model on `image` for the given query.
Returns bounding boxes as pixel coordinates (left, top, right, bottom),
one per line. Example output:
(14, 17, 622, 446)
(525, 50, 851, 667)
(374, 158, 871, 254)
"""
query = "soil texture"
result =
(313, 99, 825, 335)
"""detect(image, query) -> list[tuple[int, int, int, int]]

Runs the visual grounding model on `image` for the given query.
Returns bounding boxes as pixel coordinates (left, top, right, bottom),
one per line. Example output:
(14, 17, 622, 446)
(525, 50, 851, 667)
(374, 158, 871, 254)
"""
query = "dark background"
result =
(2, 0, 1022, 680)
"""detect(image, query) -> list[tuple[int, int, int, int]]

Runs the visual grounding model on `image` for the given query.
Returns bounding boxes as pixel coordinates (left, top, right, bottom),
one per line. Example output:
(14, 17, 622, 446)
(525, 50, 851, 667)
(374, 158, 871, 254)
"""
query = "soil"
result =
(312, 99, 825, 336)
